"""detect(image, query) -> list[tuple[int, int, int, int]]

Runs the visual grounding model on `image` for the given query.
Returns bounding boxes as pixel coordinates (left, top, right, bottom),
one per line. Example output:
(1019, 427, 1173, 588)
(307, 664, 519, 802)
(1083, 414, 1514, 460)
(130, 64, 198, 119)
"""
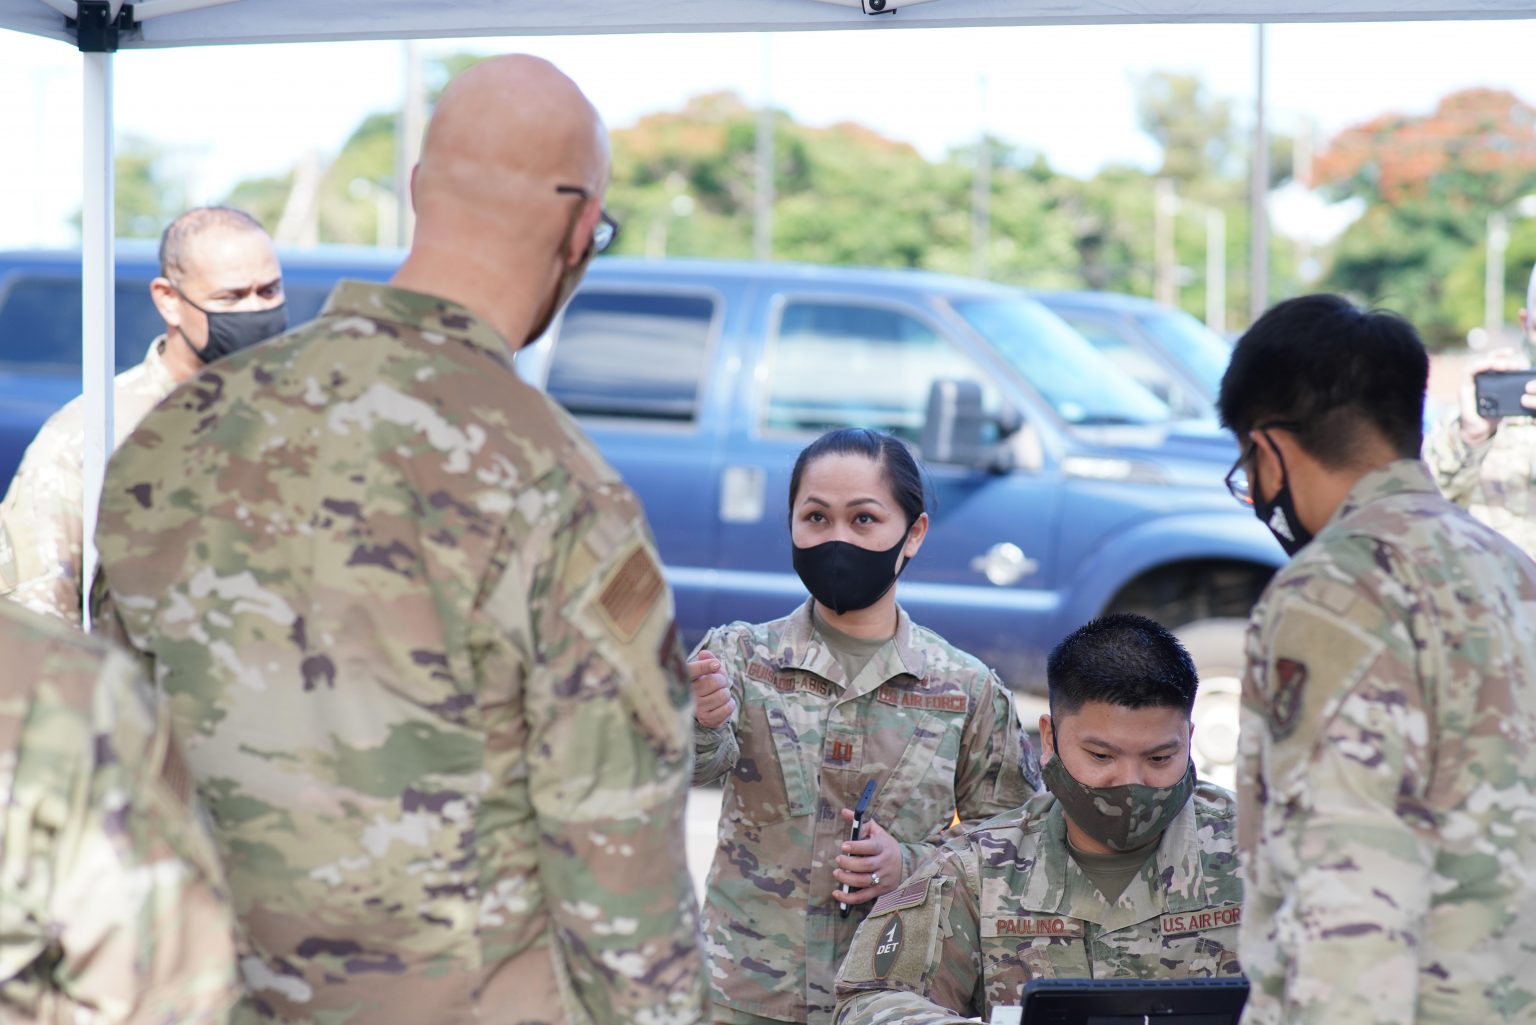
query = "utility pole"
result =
(1250, 23, 1270, 321)
(754, 34, 774, 261)
(972, 74, 991, 279)
(1154, 178, 1177, 306)
(395, 40, 425, 248)
(1206, 207, 1227, 335)
(1487, 211, 1510, 344)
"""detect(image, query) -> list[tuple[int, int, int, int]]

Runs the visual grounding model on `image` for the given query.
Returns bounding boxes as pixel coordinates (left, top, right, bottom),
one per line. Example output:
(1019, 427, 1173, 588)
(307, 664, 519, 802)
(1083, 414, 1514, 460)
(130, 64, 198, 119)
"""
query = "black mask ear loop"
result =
(1250, 429, 1314, 556)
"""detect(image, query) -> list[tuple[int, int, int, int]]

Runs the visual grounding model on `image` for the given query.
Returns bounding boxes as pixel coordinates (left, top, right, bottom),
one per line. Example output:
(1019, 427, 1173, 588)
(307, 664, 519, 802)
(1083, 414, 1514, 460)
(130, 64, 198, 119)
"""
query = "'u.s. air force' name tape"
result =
(1160, 904, 1242, 936)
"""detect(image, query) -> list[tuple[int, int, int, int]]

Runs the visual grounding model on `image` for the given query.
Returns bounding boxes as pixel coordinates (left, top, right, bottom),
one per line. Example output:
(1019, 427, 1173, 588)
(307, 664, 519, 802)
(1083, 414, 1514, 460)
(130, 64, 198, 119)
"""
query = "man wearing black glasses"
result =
(1217, 294, 1536, 1025)
(90, 56, 706, 1025)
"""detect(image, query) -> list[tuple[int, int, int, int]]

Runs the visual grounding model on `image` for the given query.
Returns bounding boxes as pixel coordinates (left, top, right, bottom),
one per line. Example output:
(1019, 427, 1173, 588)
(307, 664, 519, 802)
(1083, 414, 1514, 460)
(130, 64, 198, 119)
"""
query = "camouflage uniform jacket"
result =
(0, 599, 239, 1023)
(692, 600, 1039, 1024)
(90, 281, 706, 1025)
(832, 784, 1244, 1025)
(1238, 459, 1536, 1025)
(1423, 411, 1536, 558)
(0, 336, 178, 622)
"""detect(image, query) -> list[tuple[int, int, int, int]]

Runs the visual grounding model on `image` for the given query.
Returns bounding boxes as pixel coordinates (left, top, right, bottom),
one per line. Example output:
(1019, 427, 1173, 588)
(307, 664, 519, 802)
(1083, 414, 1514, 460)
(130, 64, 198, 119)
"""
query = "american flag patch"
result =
(871, 877, 931, 916)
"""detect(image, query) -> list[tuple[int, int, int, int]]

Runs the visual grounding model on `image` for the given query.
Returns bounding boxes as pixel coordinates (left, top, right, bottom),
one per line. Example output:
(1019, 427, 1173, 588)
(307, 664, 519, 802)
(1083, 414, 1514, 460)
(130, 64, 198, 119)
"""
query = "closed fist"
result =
(689, 649, 736, 728)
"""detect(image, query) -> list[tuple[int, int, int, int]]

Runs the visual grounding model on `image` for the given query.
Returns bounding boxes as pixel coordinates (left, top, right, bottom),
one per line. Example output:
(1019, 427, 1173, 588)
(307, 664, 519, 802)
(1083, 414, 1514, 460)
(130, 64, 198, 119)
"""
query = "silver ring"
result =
(871, 872, 881, 886)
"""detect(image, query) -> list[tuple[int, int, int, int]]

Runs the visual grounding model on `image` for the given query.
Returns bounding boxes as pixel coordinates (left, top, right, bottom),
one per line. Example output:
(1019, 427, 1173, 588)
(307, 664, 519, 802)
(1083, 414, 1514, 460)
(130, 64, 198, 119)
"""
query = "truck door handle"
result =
(970, 543, 1038, 586)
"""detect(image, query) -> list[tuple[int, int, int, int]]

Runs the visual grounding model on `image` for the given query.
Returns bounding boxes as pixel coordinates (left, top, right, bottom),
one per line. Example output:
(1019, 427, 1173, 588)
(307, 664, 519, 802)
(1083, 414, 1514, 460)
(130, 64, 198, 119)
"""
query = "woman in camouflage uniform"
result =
(688, 427, 1040, 1025)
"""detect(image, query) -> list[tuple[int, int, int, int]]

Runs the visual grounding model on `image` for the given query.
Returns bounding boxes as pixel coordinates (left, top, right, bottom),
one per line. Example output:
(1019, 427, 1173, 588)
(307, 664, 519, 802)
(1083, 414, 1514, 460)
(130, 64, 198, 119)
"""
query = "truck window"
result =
(0, 274, 161, 372)
(1054, 310, 1181, 406)
(546, 291, 715, 423)
(0, 274, 333, 377)
(765, 301, 999, 445)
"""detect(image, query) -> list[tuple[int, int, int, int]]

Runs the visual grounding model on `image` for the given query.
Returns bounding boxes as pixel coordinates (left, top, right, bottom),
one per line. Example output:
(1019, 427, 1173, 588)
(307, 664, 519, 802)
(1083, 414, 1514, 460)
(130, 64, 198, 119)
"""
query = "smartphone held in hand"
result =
(1474, 369, 1536, 419)
(839, 780, 878, 918)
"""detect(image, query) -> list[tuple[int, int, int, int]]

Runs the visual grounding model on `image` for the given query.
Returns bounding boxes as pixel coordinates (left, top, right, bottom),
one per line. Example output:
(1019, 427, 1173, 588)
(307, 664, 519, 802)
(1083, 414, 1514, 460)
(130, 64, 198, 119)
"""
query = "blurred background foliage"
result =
(106, 51, 1536, 349)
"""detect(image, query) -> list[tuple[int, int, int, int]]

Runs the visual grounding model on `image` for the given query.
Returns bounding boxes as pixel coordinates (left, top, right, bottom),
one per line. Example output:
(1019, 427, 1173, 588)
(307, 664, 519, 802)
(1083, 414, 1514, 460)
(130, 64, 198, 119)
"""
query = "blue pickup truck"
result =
(1031, 289, 1233, 422)
(0, 248, 1283, 777)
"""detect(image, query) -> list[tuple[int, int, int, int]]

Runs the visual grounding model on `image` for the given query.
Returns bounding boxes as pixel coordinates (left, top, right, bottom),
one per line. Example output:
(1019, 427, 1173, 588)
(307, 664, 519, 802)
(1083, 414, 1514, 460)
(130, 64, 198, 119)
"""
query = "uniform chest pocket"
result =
(725, 690, 817, 826)
(980, 915, 1092, 993)
(866, 691, 969, 840)
(1157, 904, 1245, 978)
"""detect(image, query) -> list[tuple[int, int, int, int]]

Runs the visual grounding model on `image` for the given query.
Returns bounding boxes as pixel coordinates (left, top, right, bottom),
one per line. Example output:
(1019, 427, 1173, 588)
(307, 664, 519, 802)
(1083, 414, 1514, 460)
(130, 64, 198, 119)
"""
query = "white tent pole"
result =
(81, 47, 115, 630)
(1249, 22, 1270, 322)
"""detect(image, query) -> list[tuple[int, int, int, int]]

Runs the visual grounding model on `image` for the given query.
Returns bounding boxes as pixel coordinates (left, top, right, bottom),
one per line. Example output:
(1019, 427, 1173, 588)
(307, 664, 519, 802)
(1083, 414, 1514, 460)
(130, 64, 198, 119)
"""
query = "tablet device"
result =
(989, 976, 1249, 1025)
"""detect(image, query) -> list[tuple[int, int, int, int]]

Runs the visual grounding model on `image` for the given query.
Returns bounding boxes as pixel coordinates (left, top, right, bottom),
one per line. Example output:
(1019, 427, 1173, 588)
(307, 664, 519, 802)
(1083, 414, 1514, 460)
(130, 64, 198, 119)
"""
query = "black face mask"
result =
(792, 530, 911, 615)
(175, 287, 288, 365)
(1251, 438, 1314, 557)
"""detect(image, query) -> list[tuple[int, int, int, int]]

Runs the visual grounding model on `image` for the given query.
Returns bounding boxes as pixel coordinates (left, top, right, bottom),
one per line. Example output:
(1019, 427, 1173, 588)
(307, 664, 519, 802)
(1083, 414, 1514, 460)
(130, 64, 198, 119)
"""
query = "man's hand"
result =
(688, 649, 736, 728)
(833, 808, 902, 905)
(1459, 348, 1530, 445)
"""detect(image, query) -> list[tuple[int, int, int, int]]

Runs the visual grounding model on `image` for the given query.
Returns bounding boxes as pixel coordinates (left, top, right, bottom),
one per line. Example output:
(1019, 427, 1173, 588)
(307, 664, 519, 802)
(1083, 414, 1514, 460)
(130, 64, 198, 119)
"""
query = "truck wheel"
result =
(1175, 617, 1249, 792)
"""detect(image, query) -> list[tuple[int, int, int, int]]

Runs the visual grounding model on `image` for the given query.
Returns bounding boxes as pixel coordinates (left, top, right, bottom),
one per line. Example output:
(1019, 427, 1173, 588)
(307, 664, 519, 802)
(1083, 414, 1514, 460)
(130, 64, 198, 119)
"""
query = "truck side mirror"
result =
(922, 378, 1007, 470)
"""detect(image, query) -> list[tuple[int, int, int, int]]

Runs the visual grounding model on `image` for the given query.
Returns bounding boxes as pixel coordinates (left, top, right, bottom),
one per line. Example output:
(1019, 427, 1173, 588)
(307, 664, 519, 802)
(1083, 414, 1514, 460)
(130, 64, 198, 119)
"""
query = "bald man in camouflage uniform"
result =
(0, 206, 285, 623)
(834, 615, 1244, 1025)
(0, 600, 239, 1024)
(1219, 295, 1536, 1025)
(90, 56, 704, 1025)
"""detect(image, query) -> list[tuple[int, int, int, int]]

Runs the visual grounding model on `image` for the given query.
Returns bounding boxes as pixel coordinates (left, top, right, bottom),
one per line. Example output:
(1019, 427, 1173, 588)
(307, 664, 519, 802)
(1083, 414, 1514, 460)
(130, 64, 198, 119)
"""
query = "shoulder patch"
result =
(871, 877, 932, 916)
(872, 914, 905, 979)
(1269, 658, 1308, 739)
(595, 546, 665, 642)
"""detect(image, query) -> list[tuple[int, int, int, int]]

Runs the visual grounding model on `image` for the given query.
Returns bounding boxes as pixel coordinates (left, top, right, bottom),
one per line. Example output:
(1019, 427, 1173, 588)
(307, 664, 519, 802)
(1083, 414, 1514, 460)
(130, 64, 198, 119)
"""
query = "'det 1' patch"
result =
(872, 914, 904, 979)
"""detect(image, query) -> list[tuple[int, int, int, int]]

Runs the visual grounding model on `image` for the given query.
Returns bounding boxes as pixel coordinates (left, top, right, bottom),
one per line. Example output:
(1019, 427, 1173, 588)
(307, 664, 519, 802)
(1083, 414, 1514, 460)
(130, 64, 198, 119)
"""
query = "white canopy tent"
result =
(3, 0, 1535, 623)
(7, 0, 1536, 44)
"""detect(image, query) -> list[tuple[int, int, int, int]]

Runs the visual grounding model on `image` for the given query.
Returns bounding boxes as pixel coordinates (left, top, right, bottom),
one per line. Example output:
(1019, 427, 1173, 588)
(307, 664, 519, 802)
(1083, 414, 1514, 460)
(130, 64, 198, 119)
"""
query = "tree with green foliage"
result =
(1314, 87, 1536, 348)
(215, 57, 1290, 332)
(73, 135, 190, 239)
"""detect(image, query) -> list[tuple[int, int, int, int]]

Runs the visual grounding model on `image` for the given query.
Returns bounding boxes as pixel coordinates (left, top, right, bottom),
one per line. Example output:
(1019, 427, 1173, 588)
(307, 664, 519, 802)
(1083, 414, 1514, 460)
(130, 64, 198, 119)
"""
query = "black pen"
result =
(840, 779, 878, 918)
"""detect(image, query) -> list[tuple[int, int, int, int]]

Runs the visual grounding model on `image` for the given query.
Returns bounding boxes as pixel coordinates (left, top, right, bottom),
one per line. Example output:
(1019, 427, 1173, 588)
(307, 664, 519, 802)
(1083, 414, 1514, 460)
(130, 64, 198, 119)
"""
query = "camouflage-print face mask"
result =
(1042, 754, 1195, 852)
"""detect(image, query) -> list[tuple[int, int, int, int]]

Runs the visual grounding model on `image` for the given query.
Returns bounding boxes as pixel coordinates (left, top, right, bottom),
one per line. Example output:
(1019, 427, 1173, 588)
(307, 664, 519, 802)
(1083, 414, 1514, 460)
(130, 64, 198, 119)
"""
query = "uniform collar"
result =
(320, 280, 514, 363)
(780, 598, 928, 696)
(1017, 794, 1205, 929)
(1326, 459, 1439, 532)
(142, 334, 180, 392)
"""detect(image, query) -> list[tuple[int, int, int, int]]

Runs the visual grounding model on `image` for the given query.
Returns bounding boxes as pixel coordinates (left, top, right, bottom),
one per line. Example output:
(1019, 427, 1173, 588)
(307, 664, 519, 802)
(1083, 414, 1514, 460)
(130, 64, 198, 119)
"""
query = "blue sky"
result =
(1, 19, 1534, 247)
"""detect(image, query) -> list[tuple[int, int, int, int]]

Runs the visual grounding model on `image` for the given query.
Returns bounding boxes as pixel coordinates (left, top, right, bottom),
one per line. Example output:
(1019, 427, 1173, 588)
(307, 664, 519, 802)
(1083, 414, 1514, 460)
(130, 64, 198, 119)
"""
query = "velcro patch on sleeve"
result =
(871, 877, 932, 916)
(594, 545, 665, 642)
(1160, 903, 1242, 936)
(1264, 597, 1385, 790)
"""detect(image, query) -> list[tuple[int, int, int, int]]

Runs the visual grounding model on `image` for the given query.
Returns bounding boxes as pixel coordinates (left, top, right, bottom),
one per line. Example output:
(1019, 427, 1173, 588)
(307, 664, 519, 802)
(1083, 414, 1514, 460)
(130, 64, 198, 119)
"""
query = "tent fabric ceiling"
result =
(3, 0, 1536, 48)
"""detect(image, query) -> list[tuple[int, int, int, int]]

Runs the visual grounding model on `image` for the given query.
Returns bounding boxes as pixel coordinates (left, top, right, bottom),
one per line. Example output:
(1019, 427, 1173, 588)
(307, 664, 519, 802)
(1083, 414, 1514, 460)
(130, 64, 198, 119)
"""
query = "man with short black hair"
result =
(0, 206, 285, 622)
(1218, 294, 1536, 1025)
(833, 614, 1244, 1025)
